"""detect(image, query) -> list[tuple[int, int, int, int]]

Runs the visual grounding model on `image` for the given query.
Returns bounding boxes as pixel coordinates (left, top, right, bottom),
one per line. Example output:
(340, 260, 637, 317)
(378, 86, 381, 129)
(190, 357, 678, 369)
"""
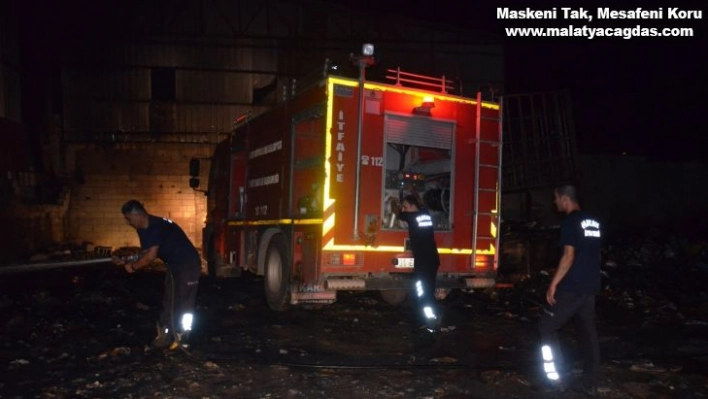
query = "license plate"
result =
(394, 257, 415, 268)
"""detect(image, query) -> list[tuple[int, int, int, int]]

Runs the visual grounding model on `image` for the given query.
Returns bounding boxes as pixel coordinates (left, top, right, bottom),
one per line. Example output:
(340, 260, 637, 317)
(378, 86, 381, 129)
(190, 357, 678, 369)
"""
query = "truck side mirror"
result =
(189, 177, 200, 189)
(189, 158, 200, 177)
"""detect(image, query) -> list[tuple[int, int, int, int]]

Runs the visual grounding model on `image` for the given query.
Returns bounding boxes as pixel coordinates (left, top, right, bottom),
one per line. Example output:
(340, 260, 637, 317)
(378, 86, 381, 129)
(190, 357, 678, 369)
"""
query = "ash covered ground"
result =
(1, 229, 708, 399)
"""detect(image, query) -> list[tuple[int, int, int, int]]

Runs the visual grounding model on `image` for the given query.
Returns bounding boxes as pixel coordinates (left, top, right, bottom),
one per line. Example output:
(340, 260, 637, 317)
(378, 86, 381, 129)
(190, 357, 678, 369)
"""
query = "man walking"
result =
(112, 200, 202, 350)
(398, 193, 441, 334)
(538, 185, 602, 396)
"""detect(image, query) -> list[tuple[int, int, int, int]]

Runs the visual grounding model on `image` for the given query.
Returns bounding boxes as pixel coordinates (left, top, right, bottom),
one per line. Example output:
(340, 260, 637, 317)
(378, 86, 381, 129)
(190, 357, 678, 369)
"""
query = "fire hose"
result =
(0, 255, 540, 370)
(0, 257, 113, 275)
(0, 260, 539, 372)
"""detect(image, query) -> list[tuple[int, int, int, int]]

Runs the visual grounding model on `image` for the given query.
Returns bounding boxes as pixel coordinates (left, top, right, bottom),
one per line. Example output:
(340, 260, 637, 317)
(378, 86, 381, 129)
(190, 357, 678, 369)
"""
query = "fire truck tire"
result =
(380, 289, 408, 306)
(264, 234, 291, 311)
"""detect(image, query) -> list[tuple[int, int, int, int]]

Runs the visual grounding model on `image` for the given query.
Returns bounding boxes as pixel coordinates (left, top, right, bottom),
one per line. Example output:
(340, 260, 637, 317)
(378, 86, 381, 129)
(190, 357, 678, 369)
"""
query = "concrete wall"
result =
(65, 142, 213, 252)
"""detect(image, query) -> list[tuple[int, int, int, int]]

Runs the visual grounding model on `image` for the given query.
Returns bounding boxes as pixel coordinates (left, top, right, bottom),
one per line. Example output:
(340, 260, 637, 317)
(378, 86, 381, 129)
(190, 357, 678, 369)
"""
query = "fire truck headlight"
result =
(362, 43, 374, 56)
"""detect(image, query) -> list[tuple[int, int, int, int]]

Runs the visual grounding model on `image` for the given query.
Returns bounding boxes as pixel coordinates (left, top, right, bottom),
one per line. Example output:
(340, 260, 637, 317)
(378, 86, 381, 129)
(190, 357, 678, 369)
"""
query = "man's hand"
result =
(124, 262, 136, 274)
(390, 198, 401, 214)
(111, 255, 126, 266)
(546, 284, 557, 306)
(546, 245, 575, 306)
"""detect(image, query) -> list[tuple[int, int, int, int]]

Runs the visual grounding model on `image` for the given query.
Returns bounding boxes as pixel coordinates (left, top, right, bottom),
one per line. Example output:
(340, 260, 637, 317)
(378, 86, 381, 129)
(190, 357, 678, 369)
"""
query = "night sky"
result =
(506, 40, 705, 161)
(363, 0, 707, 162)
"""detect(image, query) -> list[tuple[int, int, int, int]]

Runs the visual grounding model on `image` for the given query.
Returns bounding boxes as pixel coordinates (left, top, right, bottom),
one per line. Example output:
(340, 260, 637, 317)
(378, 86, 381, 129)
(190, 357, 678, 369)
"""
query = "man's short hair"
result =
(555, 185, 578, 203)
(122, 199, 147, 215)
(402, 194, 420, 208)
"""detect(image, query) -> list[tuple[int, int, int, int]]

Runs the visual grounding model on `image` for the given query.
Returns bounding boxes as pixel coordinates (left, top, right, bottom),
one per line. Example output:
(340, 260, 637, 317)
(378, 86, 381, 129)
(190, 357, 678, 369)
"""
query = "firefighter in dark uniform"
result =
(398, 193, 441, 334)
(538, 185, 601, 396)
(112, 200, 202, 350)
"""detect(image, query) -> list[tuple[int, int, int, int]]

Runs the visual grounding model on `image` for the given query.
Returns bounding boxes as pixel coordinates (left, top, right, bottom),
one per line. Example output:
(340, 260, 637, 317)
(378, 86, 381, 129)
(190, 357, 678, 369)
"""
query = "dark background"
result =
(351, 0, 707, 162)
(19, 0, 707, 162)
(505, 39, 705, 162)
(9, 0, 707, 240)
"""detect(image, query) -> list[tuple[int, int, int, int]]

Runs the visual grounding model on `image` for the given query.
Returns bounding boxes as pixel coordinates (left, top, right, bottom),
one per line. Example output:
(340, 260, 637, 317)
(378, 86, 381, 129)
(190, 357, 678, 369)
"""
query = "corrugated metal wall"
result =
(59, 0, 502, 145)
(61, 41, 271, 142)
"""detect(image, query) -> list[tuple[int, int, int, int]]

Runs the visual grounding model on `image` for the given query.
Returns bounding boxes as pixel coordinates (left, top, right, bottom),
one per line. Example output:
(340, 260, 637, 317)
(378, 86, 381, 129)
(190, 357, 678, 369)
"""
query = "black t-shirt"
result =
(557, 210, 602, 294)
(137, 215, 201, 270)
(399, 208, 440, 269)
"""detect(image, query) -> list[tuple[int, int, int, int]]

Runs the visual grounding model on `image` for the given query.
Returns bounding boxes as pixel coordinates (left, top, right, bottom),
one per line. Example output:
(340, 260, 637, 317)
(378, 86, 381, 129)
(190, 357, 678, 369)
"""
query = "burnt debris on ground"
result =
(1, 228, 707, 398)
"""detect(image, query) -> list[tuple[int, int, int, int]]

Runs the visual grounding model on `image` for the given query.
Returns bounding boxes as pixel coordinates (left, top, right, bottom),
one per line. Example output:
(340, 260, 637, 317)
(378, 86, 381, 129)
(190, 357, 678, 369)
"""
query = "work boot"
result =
(411, 324, 438, 349)
(573, 379, 597, 397)
(538, 378, 566, 394)
(152, 333, 173, 349)
(425, 317, 442, 334)
(172, 331, 191, 350)
(152, 322, 174, 349)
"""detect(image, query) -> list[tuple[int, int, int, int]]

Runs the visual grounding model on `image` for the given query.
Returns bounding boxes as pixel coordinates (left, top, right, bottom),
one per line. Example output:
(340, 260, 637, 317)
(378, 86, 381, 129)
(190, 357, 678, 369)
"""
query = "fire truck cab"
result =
(192, 60, 502, 310)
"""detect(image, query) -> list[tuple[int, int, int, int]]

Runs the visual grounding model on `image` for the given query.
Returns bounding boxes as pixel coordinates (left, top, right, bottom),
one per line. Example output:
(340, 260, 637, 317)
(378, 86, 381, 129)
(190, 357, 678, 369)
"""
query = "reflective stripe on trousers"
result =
(161, 267, 200, 335)
(542, 345, 560, 381)
(162, 313, 194, 333)
(538, 291, 600, 381)
(416, 279, 438, 322)
(181, 313, 193, 331)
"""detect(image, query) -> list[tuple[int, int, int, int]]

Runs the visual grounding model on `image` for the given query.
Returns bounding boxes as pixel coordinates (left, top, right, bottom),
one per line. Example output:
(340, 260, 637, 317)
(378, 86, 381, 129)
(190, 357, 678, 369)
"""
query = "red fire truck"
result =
(191, 61, 502, 311)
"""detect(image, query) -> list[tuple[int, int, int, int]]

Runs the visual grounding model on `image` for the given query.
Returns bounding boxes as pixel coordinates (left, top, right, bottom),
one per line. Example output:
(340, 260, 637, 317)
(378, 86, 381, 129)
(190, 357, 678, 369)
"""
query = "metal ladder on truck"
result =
(472, 92, 503, 281)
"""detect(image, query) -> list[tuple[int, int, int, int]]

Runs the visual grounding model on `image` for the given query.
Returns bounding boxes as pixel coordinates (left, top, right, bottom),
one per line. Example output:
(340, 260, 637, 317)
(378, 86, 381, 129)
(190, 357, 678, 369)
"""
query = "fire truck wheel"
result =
(264, 234, 291, 311)
(380, 289, 408, 306)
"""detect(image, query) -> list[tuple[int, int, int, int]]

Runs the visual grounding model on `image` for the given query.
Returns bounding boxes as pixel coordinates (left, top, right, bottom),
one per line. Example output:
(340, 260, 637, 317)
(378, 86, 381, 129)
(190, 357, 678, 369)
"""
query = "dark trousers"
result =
(538, 291, 600, 381)
(413, 264, 439, 328)
(160, 265, 200, 334)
